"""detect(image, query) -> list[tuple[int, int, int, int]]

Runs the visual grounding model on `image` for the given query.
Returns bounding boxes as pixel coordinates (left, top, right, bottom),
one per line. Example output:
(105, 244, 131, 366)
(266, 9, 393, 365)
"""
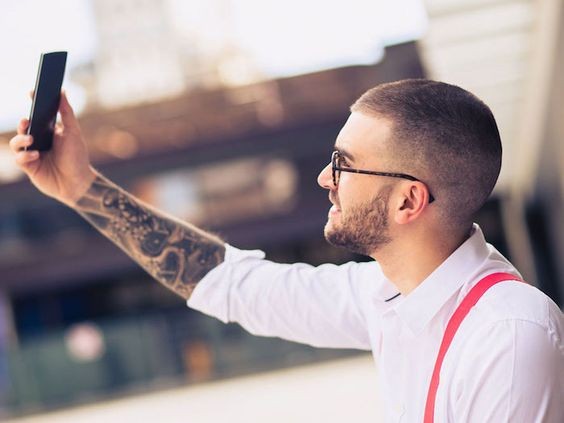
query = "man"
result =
(10, 79, 563, 421)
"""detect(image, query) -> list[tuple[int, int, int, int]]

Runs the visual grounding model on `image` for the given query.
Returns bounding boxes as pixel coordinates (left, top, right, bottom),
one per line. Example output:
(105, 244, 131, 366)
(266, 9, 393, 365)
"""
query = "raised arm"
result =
(10, 91, 224, 299)
(9, 91, 378, 350)
(75, 173, 225, 299)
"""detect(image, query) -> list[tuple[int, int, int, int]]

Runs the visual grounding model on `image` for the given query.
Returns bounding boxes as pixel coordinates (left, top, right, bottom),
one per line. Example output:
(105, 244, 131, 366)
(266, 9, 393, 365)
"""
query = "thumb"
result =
(59, 90, 78, 129)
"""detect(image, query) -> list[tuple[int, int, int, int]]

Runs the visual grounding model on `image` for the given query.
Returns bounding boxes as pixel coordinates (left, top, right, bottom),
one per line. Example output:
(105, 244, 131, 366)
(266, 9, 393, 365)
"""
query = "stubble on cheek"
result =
(324, 186, 392, 256)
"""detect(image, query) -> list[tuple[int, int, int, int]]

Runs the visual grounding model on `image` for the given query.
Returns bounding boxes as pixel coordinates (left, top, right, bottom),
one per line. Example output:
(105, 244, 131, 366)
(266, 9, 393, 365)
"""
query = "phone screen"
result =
(27, 51, 67, 151)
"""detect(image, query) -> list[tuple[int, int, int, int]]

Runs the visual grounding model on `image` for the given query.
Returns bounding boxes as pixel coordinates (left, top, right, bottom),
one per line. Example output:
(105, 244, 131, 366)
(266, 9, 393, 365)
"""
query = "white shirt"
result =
(188, 224, 564, 422)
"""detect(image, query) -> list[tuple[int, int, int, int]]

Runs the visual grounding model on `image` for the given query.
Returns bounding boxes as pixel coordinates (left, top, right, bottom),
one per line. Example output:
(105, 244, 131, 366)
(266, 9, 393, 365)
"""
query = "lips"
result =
(329, 205, 341, 216)
(329, 194, 341, 212)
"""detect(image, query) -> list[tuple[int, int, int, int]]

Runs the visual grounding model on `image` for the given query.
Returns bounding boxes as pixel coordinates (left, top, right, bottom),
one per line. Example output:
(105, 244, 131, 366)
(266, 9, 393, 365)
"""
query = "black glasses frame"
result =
(331, 151, 435, 203)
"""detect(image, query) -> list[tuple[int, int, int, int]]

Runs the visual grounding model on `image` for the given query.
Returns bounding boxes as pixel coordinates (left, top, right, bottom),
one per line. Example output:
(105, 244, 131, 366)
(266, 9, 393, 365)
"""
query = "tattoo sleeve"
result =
(74, 173, 226, 299)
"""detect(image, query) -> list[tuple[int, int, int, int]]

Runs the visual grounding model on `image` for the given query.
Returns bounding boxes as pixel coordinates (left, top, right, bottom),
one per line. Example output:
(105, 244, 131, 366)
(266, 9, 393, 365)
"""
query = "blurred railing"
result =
(2, 310, 359, 416)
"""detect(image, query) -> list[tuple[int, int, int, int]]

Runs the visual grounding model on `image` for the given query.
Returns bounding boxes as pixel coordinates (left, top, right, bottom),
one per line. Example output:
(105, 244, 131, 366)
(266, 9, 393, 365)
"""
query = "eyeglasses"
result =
(331, 150, 435, 203)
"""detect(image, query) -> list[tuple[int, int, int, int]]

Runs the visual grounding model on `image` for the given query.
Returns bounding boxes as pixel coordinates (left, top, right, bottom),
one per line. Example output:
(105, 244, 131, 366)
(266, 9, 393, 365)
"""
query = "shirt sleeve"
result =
(450, 318, 564, 423)
(187, 244, 383, 350)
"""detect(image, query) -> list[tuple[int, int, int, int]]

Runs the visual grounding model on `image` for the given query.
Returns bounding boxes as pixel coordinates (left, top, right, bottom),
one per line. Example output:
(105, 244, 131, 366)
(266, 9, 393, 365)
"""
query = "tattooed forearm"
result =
(74, 173, 226, 299)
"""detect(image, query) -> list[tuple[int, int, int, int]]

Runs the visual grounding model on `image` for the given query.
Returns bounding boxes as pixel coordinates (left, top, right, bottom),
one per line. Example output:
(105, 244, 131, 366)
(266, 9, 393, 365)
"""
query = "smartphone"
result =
(27, 51, 67, 151)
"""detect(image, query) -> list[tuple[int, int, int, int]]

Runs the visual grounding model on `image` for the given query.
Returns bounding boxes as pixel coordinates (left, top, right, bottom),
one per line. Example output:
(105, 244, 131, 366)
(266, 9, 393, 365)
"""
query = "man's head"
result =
(317, 79, 502, 256)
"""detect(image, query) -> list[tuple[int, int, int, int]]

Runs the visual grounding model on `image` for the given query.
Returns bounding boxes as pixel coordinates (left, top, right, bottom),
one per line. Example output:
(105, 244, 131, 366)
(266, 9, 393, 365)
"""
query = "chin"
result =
(323, 223, 332, 241)
(324, 215, 339, 235)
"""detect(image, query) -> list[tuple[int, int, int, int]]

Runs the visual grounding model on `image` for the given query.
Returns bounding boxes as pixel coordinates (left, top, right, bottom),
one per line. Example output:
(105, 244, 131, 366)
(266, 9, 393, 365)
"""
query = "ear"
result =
(393, 182, 429, 224)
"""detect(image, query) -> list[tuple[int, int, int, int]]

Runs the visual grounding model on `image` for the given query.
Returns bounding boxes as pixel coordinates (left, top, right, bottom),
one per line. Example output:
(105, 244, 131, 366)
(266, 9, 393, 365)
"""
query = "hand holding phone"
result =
(9, 52, 96, 207)
(27, 51, 67, 151)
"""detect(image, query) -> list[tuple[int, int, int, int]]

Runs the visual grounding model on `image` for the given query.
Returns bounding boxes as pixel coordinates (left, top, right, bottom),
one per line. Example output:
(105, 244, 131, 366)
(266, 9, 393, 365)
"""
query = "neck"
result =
(372, 225, 472, 295)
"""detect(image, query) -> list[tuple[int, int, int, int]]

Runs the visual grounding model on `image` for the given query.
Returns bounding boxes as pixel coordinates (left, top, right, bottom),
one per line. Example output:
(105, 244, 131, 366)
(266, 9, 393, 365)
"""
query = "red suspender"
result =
(423, 272, 523, 423)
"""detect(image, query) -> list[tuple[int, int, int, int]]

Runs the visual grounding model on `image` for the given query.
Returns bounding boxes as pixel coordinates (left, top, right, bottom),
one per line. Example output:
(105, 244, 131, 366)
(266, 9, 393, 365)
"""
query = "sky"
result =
(0, 0, 427, 132)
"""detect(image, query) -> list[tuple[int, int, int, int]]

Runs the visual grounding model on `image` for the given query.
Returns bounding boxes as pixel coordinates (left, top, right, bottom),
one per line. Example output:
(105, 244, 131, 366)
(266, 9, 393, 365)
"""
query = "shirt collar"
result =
(390, 224, 491, 335)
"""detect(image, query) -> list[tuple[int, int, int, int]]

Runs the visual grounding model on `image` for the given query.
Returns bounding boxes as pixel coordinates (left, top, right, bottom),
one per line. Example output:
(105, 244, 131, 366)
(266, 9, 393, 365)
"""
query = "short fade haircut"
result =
(350, 79, 502, 228)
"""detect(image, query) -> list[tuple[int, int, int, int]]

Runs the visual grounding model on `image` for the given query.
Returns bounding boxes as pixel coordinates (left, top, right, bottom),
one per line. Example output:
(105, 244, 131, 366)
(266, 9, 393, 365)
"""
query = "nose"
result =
(317, 162, 333, 190)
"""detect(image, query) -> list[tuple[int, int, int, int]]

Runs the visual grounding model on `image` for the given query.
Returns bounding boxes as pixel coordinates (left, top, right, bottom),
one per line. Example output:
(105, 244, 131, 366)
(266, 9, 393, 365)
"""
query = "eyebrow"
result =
(333, 145, 356, 162)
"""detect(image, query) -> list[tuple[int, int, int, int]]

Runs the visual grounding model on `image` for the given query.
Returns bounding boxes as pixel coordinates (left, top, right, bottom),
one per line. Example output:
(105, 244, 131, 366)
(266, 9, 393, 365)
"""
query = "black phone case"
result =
(27, 51, 67, 151)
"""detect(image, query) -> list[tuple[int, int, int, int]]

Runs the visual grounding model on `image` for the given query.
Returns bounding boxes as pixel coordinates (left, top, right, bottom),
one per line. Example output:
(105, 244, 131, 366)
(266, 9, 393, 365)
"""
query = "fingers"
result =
(9, 134, 33, 153)
(15, 149, 40, 168)
(17, 118, 29, 135)
(29, 90, 35, 100)
(58, 90, 77, 128)
(11, 134, 40, 173)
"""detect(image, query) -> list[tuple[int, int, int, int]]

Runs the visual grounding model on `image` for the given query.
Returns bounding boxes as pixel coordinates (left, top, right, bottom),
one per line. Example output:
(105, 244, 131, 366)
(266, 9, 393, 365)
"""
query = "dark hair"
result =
(350, 79, 502, 227)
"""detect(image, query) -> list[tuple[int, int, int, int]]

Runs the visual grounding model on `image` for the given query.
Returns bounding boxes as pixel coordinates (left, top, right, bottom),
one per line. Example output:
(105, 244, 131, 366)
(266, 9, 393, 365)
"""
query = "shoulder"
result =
(451, 284, 563, 376)
(467, 281, 563, 352)
(479, 281, 561, 327)
(298, 259, 385, 286)
(315, 260, 390, 294)
(448, 312, 564, 422)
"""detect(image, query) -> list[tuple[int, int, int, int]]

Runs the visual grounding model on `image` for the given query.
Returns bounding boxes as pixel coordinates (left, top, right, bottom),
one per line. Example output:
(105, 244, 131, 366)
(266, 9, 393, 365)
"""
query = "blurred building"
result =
(74, 0, 257, 110)
(0, 0, 561, 417)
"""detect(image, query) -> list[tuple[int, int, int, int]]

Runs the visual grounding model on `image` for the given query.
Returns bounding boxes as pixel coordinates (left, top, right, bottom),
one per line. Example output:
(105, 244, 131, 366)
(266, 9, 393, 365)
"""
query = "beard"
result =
(324, 187, 392, 256)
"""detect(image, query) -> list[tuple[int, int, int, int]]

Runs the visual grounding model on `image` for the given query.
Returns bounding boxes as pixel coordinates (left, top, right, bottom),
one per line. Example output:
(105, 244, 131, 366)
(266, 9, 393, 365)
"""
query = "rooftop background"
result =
(0, 0, 561, 420)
